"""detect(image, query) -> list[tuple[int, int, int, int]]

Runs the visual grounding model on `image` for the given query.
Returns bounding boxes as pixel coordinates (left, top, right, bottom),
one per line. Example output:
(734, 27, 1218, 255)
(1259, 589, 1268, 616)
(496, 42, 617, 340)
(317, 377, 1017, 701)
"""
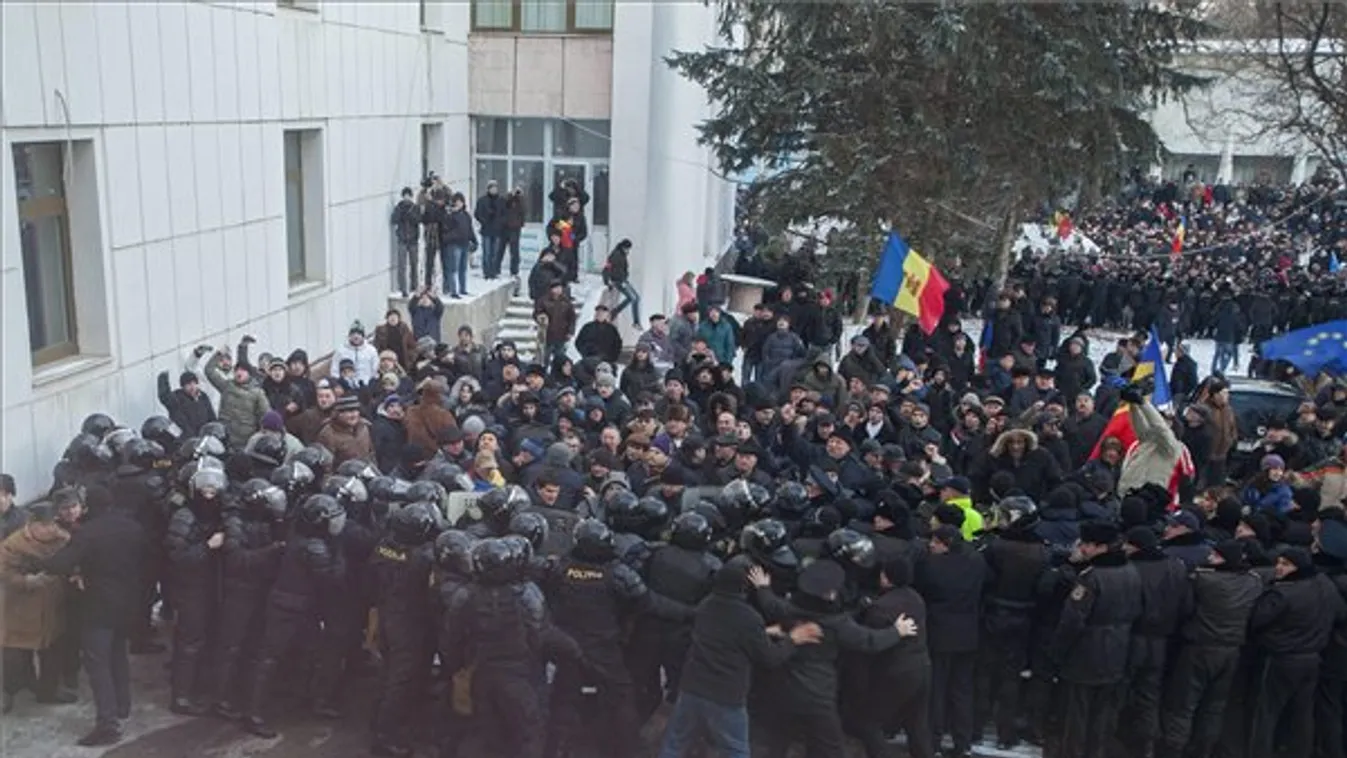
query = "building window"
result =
(472, 117, 610, 227)
(471, 0, 614, 32)
(284, 129, 326, 286)
(13, 143, 78, 365)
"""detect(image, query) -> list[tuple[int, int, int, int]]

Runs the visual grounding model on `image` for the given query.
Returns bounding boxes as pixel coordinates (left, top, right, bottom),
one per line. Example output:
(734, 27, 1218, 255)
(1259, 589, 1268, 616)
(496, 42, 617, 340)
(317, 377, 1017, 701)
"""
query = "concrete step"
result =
(505, 305, 535, 319)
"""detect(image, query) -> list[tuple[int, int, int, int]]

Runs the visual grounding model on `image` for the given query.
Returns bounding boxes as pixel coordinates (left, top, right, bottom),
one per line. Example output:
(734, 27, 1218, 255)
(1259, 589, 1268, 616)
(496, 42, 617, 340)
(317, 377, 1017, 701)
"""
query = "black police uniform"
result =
(1246, 562, 1347, 758)
(1047, 548, 1142, 758)
(242, 523, 347, 735)
(111, 458, 173, 650)
(367, 534, 435, 753)
(1120, 544, 1191, 757)
(641, 541, 721, 703)
(1159, 562, 1263, 756)
(164, 494, 224, 711)
(975, 523, 1049, 746)
(541, 548, 689, 758)
(212, 504, 285, 715)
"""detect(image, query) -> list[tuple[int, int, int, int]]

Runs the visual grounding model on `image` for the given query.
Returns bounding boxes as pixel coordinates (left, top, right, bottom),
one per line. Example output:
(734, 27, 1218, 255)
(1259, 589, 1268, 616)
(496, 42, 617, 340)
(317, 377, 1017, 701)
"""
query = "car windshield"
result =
(1231, 390, 1302, 443)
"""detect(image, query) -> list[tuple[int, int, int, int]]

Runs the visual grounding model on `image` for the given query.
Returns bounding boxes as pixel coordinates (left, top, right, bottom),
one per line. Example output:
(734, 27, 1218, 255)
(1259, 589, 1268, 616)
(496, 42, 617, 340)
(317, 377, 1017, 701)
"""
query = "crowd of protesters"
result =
(7, 175, 1347, 758)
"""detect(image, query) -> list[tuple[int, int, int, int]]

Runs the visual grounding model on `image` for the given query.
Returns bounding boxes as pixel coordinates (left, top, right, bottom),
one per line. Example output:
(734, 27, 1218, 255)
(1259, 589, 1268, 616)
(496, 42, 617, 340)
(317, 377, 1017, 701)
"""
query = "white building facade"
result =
(1149, 42, 1326, 184)
(2, 0, 734, 497)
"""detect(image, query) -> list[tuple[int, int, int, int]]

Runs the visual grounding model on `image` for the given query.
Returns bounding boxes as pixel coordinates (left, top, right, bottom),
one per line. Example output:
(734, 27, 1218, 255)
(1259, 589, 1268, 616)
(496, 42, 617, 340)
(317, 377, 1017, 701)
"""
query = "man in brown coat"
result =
(534, 280, 577, 368)
(288, 378, 337, 444)
(373, 309, 418, 372)
(1, 503, 74, 711)
(404, 378, 458, 452)
(316, 396, 376, 466)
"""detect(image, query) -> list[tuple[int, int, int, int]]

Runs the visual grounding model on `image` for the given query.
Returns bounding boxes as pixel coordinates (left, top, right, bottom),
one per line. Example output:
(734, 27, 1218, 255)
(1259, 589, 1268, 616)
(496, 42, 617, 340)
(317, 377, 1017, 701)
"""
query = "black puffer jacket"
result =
(1048, 549, 1142, 685)
(914, 544, 987, 653)
(1129, 546, 1192, 637)
(1179, 565, 1264, 647)
(1250, 566, 1347, 656)
(221, 510, 285, 589)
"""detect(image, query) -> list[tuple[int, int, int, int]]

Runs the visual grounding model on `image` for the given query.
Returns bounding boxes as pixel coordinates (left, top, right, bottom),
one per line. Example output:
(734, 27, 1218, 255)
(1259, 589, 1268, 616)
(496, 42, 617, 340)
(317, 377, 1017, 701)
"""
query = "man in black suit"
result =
(44, 485, 150, 747)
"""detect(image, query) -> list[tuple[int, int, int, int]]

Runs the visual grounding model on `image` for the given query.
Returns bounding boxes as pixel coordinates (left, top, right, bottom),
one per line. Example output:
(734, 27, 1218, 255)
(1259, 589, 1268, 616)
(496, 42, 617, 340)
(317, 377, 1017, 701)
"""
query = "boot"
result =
(241, 658, 279, 739)
(76, 723, 122, 747)
(170, 696, 209, 716)
(211, 646, 244, 720)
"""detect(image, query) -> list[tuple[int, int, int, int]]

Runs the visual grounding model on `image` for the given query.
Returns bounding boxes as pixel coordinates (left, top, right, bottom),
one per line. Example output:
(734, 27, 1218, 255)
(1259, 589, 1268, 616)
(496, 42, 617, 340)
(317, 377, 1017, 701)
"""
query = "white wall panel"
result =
(114, 244, 152, 365)
(58, 4, 102, 126)
(240, 124, 266, 222)
(197, 230, 228, 337)
(222, 226, 248, 329)
(103, 126, 144, 249)
(144, 240, 178, 357)
(259, 125, 283, 218)
(165, 125, 200, 236)
(185, 2, 218, 122)
(243, 222, 270, 320)
(172, 235, 206, 347)
(159, 2, 193, 123)
(194, 125, 223, 230)
(256, 16, 281, 120)
(236, 12, 262, 122)
(212, 7, 241, 119)
(217, 124, 245, 227)
(138, 126, 173, 242)
(127, 3, 165, 123)
(2, 5, 45, 127)
(32, 3, 66, 127)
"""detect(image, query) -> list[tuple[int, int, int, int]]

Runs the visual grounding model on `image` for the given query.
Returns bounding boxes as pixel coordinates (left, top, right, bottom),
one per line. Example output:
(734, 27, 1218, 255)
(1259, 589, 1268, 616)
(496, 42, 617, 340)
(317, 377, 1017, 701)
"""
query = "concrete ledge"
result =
(388, 277, 518, 348)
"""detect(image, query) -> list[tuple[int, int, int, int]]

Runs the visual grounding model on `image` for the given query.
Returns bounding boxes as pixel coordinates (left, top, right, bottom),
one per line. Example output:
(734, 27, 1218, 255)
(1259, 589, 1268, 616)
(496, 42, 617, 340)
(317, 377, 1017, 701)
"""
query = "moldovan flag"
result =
(1054, 211, 1074, 240)
(1089, 403, 1137, 461)
(1171, 215, 1187, 255)
(870, 231, 950, 335)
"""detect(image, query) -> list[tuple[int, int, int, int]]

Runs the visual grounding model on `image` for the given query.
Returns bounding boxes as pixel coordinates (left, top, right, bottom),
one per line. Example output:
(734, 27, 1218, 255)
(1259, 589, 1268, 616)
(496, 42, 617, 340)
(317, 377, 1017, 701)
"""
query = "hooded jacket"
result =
(977, 429, 1063, 502)
(204, 356, 270, 449)
(404, 382, 458, 452)
(1117, 400, 1184, 498)
(799, 357, 845, 410)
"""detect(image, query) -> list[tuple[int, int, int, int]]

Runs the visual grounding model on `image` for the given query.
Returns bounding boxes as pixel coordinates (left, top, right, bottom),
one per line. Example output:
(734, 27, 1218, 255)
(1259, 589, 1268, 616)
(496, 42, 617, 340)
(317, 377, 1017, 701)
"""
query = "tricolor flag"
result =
(1171, 215, 1187, 256)
(870, 231, 950, 335)
(1054, 211, 1073, 240)
(1133, 327, 1173, 409)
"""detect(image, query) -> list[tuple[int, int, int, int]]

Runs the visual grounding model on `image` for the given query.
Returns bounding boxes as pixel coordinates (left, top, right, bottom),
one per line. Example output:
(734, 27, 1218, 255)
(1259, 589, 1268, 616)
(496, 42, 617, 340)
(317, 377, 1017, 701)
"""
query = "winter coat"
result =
(315, 417, 376, 466)
(503, 194, 527, 231)
(1117, 401, 1184, 498)
(374, 322, 418, 372)
(0, 525, 70, 649)
(1054, 353, 1097, 405)
(390, 199, 421, 243)
(603, 244, 631, 286)
(474, 192, 506, 236)
(620, 358, 661, 401)
(1200, 399, 1239, 463)
(1242, 479, 1295, 516)
(838, 349, 887, 387)
(404, 384, 458, 452)
(741, 317, 775, 362)
(975, 429, 1063, 502)
(799, 359, 845, 410)
(329, 341, 380, 386)
(915, 545, 987, 653)
(371, 412, 407, 474)
(43, 509, 148, 632)
(529, 256, 568, 302)
(535, 294, 577, 345)
(1064, 413, 1108, 469)
(157, 371, 217, 438)
(408, 296, 444, 342)
(669, 315, 698, 364)
(204, 356, 269, 449)
(697, 318, 737, 365)
(761, 329, 806, 366)
(1171, 354, 1199, 400)
(576, 320, 622, 364)
(443, 208, 478, 247)
(453, 344, 487, 380)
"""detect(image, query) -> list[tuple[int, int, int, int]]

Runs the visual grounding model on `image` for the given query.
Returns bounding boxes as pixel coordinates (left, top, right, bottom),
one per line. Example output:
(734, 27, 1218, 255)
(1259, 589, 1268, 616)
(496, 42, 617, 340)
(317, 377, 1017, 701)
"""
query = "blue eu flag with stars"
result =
(1261, 321, 1347, 376)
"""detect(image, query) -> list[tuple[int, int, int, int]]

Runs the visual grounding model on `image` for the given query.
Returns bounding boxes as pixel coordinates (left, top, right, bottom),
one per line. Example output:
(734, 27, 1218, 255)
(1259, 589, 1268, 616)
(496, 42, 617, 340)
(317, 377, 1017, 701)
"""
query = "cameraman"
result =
(548, 177, 589, 218)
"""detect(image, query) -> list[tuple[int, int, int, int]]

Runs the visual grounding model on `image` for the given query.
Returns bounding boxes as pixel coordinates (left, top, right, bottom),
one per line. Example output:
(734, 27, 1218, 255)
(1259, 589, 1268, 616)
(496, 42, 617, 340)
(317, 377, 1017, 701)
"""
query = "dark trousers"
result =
(545, 665, 638, 758)
(246, 606, 343, 719)
(501, 231, 521, 276)
(1215, 648, 1257, 758)
(168, 577, 216, 703)
(1163, 644, 1240, 755)
(1122, 636, 1168, 748)
(930, 652, 976, 753)
(473, 666, 546, 758)
(1316, 675, 1347, 758)
(481, 234, 501, 278)
(212, 583, 267, 707)
(82, 627, 130, 727)
(371, 620, 430, 746)
(3, 646, 61, 697)
(762, 706, 847, 757)
(853, 664, 934, 758)
(977, 612, 1032, 743)
(1249, 653, 1318, 758)
(395, 238, 420, 296)
(1060, 681, 1122, 758)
